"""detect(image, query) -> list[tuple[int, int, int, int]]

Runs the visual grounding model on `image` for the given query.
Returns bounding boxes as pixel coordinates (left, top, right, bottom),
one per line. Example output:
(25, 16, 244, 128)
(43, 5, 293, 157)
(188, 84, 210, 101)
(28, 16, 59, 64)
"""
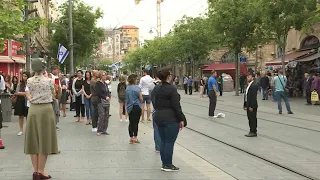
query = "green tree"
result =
(172, 16, 216, 66)
(261, 0, 318, 73)
(208, 0, 265, 96)
(0, 0, 43, 50)
(49, 0, 105, 70)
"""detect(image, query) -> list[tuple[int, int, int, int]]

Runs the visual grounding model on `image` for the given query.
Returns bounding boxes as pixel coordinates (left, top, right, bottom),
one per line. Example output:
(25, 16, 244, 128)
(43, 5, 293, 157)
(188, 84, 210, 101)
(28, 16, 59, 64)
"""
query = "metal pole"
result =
(156, 0, 161, 37)
(24, 5, 31, 72)
(113, 29, 116, 63)
(68, 0, 74, 74)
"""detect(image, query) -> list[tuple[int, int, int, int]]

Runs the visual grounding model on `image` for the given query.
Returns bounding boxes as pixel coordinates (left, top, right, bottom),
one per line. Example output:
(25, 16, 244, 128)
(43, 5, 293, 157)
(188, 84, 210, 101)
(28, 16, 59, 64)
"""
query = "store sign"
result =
(11, 40, 24, 58)
(0, 41, 9, 56)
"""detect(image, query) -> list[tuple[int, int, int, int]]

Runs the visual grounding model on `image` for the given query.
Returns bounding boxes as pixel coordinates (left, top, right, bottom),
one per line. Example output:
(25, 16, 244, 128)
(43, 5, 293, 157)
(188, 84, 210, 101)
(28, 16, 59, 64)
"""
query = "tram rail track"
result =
(180, 98, 320, 133)
(110, 93, 319, 180)
(181, 95, 320, 124)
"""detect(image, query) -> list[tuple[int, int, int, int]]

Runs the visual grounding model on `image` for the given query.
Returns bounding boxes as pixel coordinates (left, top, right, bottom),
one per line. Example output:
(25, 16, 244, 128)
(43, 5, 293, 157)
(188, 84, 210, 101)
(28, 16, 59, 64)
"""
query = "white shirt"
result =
(106, 80, 112, 92)
(246, 81, 254, 95)
(0, 75, 5, 91)
(139, 75, 153, 95)
(25, 86, 30, 107)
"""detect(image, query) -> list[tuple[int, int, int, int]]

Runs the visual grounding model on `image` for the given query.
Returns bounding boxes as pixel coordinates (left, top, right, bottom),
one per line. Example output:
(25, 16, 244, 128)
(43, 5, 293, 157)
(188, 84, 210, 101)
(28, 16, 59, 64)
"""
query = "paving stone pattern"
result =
(0, 104, 235, 180)
(178, 91, 320, 179)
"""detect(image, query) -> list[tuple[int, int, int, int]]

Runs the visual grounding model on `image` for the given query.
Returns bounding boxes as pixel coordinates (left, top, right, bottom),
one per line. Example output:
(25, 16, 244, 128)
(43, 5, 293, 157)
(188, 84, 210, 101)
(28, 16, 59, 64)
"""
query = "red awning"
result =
(0, 56, 14, 63)
(203, 63, 248, 74)
(265, 49, 313, 65)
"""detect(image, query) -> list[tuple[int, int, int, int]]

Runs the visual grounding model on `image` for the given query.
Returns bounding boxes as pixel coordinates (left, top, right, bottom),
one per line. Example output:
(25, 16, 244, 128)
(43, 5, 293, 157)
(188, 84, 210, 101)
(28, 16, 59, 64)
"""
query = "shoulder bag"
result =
(100, 82, 110, 107)
(278, 75, 289, 94)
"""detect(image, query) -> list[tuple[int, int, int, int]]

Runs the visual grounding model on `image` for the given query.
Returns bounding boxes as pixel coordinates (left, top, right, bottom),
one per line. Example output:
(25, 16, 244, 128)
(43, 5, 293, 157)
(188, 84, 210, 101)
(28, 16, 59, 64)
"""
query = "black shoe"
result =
(162, 165, 180, 172)
(288, 111, 294, 114)
(245, 132, 257, 137)
(306, 103, 312, 106)
(262, 99, 265, 100)
(279, 111, 282, 114)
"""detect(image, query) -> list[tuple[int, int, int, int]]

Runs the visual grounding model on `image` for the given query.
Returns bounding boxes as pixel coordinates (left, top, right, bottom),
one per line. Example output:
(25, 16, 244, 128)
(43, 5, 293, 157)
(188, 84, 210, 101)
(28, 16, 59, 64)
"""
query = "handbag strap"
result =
(277, 75, 286, 90)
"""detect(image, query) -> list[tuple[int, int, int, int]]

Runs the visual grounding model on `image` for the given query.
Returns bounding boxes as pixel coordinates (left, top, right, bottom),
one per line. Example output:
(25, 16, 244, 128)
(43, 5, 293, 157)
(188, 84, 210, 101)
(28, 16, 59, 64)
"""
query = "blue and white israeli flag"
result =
(57, 43, 69, 64)
(111, 63, 119, 71)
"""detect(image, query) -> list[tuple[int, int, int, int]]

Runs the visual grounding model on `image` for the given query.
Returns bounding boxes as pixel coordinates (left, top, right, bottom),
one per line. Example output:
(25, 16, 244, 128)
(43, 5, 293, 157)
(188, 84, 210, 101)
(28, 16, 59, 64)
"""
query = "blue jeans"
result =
(275, 91, 291, 113)
(152, 113, 161, 151)
(157, 122, 179, 167)
(84, 98, 93, 120)
(262, 88, 268, 100)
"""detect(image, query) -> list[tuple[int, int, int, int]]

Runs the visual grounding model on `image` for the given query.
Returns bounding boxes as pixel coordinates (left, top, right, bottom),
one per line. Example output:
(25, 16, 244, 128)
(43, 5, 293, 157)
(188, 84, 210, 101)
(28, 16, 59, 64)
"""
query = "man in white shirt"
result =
(0, 71, 5, 92)
(139, 70, 153, 122)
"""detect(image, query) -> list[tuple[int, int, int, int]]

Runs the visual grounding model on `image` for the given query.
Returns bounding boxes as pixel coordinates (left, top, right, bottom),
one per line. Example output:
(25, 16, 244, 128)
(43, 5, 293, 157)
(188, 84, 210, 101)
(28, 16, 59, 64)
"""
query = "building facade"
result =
(118, 25, 140, 54)
(100, 29, 121, 62)
(30, 0, 51, 57)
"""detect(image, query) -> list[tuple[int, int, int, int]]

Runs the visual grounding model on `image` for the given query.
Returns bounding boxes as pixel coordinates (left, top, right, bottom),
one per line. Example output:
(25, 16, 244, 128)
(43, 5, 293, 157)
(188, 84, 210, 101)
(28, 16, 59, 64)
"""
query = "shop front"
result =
(0, 40, 25, 79)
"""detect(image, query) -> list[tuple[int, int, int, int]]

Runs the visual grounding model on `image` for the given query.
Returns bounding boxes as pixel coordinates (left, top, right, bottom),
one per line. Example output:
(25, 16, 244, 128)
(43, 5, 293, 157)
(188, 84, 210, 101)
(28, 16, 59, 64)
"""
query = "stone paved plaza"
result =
(0, 86, 319, 180)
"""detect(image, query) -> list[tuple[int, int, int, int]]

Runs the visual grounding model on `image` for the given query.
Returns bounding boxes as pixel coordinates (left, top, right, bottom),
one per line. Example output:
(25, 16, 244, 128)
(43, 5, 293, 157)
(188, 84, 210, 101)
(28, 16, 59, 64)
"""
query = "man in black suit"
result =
(244, 73, 258, 137)
(304, 73, 313, 105)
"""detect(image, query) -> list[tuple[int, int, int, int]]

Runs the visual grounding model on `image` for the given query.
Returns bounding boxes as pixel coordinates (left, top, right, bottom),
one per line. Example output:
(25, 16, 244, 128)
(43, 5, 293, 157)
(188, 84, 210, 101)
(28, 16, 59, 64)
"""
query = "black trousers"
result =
(247, 108, 257, 133)
(184, 84, 188, 94)
(92, 102, 98, 128)
(75, 96, 85, 117)
(128, 105, 142, 137)
(240, 84, 245, 93)
(194, 82, 198, 92)
(306, 90, 311, 104)
(204, 84, 208, 95)
(208, 91, 217, 116)
(189, 86, 192, 95)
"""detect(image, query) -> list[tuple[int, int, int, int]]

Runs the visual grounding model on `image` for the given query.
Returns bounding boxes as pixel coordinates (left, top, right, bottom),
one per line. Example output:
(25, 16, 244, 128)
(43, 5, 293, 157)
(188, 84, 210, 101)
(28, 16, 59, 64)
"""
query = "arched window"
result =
(300, 35, 320, 49)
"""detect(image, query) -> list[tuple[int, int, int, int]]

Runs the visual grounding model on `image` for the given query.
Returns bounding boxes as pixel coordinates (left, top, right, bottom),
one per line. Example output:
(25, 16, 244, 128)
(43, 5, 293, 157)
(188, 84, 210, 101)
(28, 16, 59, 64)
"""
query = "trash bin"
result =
(0, 93, 12, 122)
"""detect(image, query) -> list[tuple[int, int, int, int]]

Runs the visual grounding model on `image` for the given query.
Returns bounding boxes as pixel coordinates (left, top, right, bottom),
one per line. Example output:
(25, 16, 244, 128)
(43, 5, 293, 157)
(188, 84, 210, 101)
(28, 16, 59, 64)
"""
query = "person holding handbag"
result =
(95, 71, 111, 136)
(273, 70, 293, 114)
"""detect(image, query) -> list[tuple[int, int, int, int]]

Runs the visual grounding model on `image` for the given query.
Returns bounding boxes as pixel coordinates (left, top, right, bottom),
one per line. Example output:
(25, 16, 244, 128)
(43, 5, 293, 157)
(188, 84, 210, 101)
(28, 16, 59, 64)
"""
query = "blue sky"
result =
(57, 0, 208, 40)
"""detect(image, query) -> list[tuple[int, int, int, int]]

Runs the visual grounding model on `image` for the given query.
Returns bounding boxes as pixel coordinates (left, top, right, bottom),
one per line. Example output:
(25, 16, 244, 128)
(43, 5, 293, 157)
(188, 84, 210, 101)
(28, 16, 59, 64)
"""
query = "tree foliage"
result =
(49, 0, 105, 69)
(123, 15, 216, 70)
(261, 0, 318, 72)
(0, 0, 43, 50)
(207, 0, 265, 95)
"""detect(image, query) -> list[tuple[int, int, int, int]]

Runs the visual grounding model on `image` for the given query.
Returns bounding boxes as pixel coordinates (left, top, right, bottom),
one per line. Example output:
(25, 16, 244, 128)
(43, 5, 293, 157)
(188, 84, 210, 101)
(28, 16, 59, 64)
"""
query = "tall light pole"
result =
(68, 0, 74, 74)
(24, 0, 38, 72)
(135, 0, 163, 37)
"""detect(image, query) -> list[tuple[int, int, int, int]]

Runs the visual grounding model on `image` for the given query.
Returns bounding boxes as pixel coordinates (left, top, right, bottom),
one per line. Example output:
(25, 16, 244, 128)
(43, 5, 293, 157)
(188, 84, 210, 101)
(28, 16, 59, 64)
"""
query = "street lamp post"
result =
(68, 0, 74, 74)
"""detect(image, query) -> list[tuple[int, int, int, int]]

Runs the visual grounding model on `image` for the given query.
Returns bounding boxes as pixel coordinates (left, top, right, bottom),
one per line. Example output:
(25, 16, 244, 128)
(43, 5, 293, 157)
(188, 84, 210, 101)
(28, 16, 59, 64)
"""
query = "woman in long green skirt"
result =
(25, 59, 58, 180)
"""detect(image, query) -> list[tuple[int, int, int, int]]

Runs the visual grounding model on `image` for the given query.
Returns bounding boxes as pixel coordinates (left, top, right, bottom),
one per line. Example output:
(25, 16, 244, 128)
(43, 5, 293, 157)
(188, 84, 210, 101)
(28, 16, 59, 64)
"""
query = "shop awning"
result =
(203, 63, 248, 74)
(265, 49, 313, 65)
(0, 56, 14, 63)
(11, 57, 26, 64)
(292, 52, 320, 62)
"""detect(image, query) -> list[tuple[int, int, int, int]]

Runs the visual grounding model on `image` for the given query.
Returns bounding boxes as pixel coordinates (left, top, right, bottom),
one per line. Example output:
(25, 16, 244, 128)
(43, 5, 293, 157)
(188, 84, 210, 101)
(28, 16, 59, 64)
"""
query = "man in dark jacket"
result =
(260, 73, 270, 100)
(304, 73, 313, 105)
(244, 73, 258, 137)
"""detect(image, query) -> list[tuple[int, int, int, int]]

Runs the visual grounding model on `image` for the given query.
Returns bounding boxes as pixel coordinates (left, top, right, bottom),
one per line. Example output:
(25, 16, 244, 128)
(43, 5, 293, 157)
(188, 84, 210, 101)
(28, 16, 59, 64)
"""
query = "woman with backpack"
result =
(118, 76, 128, 122)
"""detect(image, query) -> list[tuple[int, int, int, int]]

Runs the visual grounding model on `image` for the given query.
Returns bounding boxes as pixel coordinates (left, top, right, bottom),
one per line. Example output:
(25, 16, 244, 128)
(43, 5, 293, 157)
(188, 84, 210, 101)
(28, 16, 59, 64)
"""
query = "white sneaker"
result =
(18, 131, 23, 136)
(92, 128, 97, 132)
(120, 119, 123, 122)
(125, 119, 129, 122)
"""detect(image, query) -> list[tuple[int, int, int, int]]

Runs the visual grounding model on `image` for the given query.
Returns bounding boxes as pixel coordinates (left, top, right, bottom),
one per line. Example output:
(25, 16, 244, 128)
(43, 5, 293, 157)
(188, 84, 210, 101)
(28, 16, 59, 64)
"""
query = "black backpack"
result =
(118, 83, 126, 100)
